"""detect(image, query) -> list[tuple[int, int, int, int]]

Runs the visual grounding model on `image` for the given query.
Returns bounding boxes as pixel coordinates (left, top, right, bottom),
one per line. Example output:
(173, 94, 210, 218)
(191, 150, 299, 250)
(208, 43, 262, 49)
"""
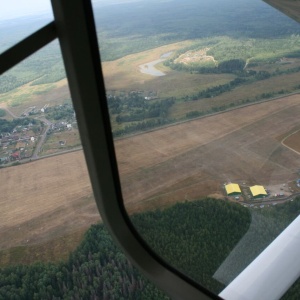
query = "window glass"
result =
(0, 42, 99, 259)
(0, 26, 169, 300)
(94, 0, 300, 298)
(0, 0, 53, 53)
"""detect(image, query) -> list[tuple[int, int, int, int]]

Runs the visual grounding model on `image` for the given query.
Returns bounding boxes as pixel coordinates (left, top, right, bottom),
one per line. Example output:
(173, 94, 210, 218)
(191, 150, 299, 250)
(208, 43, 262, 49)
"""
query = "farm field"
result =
(0, 41, 234, 117)
(0, 151, 98, 261)
(0, 79, 70, 117)
(3, 27, 300, 267)
(1, 93, 300, 266)
(3, 38, 300, 132)
(100, 40, 235, 96)
(40, 128, 81, 156)
(168, 72, 300, 119)
(282, 129, 300, 154)
(4, 1, 300, 297)
(115, 94, 300, 212)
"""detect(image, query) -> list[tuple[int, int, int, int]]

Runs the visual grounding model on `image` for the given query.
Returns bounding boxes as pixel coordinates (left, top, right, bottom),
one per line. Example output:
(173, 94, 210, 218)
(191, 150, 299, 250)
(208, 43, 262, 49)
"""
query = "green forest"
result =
(1, 198, 300, 299)
(93, 0, 300, 61)
(0, 118, 41, 135)
(108, 93, 175, 137)
(43, 103, 75, 122)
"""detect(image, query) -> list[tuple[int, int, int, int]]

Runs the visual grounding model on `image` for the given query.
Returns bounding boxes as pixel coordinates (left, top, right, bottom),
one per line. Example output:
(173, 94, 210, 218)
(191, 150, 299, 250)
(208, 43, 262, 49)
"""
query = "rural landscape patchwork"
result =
(2, 0, 300, 298)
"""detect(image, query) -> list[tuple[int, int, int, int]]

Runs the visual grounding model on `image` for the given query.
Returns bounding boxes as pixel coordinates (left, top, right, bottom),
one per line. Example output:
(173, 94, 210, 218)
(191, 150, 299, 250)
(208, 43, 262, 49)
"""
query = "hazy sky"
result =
(0, 0, 52, 20)
(0, 0, 133, 20)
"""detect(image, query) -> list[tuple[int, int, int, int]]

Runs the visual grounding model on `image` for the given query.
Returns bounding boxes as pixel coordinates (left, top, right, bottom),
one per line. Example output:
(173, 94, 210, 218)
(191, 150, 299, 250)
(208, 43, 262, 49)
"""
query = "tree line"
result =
(115, 99, 175, 123)
(44, 103, 75, 122)
(113, 118, 172, 137)
(2, 197, 300, 298)
(0, 198, 252, 298)
(107, 93, 175, 137)
(0, 118, 40, 136)
(164, 59, 246, 74)
(0, 225, 168, 299)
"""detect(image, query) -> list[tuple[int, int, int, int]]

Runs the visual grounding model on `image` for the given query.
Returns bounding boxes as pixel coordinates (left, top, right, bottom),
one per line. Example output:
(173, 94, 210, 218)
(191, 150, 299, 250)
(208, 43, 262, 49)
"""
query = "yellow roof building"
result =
(225, 183, 241, 195)
(250, 185, 267, 197)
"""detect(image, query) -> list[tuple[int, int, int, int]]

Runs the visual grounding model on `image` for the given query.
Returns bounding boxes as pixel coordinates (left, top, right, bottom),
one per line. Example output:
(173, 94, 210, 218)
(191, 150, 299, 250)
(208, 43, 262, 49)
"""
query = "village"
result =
(0, 122, 41, 164)
(0, 103, 78, 165)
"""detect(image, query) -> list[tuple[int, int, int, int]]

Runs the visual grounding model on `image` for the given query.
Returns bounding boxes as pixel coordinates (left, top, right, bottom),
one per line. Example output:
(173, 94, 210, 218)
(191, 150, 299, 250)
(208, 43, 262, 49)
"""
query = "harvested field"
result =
(0, 151, 98, 251)
(282, 129, 300, 155)
(1, 94, 300, 261)
(114, 94, 300, 211)
(40, 129, 82, 156)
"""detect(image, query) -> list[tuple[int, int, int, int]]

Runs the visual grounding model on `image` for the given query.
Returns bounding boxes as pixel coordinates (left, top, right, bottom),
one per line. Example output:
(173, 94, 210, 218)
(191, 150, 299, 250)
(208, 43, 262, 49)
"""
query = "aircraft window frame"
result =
(0, 0, 219, 299)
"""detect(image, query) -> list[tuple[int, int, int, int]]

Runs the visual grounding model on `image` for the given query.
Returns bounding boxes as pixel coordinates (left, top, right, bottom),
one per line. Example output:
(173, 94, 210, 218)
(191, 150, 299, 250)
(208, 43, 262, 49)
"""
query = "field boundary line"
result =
(281, 129, 300, 156)
(115, 91, 300, 141)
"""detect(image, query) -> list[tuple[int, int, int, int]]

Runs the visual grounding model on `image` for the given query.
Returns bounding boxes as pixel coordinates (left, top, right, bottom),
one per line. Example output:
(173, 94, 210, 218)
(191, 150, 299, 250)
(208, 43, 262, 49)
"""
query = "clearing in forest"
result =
(174, 48, 216, 65)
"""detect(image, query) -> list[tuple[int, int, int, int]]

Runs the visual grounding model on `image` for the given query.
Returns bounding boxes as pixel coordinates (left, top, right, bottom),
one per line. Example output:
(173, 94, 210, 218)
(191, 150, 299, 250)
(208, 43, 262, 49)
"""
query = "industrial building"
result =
(250, 185, 267, 198)
(225, 183, 242, 196)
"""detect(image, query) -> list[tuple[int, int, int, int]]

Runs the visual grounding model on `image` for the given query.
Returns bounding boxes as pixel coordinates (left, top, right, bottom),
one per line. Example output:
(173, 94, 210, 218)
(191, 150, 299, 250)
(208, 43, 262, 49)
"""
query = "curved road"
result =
(139, 59, 166, 76)
(138, 51, 173, 76)
(31, 117, 53, 159)
(281, 129, 300, 156)
(0, 106, 58, 161)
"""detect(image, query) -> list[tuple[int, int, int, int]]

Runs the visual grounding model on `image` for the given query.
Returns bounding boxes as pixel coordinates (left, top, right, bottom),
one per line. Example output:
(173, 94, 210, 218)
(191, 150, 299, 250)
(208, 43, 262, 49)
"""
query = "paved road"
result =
(17, 146, 83, 165)
(31, 117, 53, 159)
(31, 126, 50, 159)
(0, 107, 57, 161)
